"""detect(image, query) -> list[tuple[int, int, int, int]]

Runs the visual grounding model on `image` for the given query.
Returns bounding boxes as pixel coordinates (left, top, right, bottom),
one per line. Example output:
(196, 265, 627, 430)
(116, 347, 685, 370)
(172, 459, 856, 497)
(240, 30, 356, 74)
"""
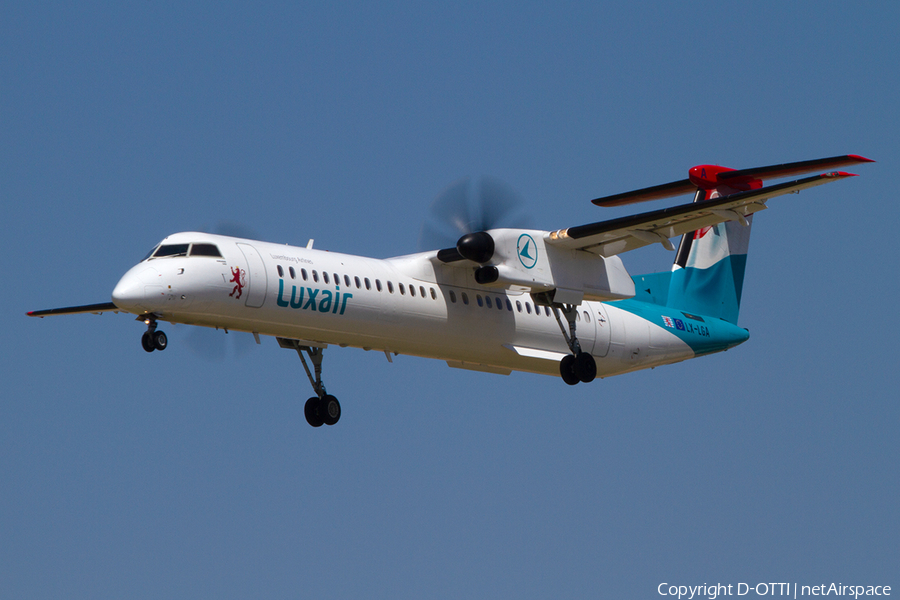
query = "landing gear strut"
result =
(279, 339, 341, 427)
(534, 294, 596, 386)
(139, 315, 167, 352)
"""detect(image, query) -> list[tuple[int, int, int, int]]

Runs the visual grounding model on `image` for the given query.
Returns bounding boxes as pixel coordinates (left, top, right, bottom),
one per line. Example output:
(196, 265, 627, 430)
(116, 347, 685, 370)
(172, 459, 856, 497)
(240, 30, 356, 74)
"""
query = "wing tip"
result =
(848, 154, 875, 163)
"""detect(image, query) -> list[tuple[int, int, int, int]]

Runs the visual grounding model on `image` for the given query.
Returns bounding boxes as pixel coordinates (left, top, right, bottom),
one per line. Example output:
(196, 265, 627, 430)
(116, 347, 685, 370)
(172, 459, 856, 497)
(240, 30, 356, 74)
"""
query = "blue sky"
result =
(3, 2, 897, 598)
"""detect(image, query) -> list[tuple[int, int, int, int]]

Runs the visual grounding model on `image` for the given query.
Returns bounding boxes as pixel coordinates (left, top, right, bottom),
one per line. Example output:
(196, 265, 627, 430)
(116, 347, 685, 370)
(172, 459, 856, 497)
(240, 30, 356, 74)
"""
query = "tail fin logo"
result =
(229, 267, 246, 299)
(694, 226, 713, 240)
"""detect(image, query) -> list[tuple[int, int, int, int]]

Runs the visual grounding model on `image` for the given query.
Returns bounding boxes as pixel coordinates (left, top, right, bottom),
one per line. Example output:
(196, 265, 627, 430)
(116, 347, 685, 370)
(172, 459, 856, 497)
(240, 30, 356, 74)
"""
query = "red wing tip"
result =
(848, 154, 875, 163)
(828, 171, 858, 177)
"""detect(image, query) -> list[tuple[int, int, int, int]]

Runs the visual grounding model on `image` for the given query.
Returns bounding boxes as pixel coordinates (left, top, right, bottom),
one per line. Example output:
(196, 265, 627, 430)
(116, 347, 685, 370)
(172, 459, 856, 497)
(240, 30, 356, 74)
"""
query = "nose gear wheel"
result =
(139, 315, 167, 352)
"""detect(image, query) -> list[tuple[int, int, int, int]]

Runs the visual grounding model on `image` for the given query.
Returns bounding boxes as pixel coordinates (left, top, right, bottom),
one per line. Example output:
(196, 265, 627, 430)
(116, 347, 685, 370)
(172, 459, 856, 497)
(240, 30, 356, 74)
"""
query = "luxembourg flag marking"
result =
(662, 316, 674, 328)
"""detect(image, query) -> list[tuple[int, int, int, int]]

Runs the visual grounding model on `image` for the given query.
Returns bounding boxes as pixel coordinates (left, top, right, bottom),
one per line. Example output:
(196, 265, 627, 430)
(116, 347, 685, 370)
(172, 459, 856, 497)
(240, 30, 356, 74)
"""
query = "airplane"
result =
(28, 154, 873, 427)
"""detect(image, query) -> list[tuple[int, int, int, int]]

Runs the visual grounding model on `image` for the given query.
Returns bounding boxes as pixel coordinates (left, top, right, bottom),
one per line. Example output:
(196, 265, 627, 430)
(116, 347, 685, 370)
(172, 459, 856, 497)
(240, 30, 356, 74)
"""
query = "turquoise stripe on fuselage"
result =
(610, 298, 750, 356)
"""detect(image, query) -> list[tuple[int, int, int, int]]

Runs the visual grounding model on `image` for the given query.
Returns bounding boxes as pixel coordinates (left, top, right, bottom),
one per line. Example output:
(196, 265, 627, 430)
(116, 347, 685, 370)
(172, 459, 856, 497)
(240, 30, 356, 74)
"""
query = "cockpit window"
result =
(189, 243, 222, 257)
(143, 245, 160, 261)
(153, 244, 189, 258)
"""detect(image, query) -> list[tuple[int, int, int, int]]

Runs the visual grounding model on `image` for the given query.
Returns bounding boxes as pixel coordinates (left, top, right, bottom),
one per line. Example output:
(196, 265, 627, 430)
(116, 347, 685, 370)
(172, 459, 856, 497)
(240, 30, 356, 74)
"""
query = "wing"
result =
(27, 302, 122, 317)
(547, 172, 855, 256)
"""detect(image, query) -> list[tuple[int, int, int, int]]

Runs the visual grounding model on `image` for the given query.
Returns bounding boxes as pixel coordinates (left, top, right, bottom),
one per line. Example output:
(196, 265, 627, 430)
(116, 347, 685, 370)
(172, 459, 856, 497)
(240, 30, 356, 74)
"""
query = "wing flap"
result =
(548, 172, 854, 256)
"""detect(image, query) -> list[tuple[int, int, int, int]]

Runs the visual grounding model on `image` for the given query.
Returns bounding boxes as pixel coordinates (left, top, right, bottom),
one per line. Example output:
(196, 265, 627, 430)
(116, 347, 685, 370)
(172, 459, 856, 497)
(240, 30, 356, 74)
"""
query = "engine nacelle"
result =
(472, 229, 635, 302)
(456, 231, 494, 263)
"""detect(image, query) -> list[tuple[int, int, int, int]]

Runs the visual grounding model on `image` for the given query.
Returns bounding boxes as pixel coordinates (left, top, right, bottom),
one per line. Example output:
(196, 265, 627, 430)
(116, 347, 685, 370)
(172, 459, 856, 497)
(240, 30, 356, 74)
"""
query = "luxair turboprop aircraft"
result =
(29, 155, 872, 427)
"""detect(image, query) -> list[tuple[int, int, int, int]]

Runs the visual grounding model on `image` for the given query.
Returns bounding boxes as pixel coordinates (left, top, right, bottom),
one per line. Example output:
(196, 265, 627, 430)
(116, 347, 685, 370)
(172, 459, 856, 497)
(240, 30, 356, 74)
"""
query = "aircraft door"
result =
(236, 243, 267, 308)
(591, 303, 611, 357)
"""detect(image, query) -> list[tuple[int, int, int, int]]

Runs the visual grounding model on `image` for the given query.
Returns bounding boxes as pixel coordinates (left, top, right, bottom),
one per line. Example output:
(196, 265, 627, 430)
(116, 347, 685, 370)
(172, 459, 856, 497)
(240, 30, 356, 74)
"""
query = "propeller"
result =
(418, 176, 531, 252)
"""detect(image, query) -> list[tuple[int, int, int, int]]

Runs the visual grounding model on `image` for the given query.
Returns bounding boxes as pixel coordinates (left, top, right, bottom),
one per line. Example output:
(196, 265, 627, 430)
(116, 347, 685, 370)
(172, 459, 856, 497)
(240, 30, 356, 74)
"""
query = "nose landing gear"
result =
(140, 316, 168, 352)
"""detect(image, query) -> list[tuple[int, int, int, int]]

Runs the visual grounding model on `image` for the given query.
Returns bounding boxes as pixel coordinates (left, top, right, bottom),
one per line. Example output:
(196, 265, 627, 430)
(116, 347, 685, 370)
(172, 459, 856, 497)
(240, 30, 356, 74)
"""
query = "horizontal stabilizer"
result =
(591, 178, 696, 207)
(716, 154, 873, 184)
(592, 155, 873, 207)
(27, 302, 121, 317)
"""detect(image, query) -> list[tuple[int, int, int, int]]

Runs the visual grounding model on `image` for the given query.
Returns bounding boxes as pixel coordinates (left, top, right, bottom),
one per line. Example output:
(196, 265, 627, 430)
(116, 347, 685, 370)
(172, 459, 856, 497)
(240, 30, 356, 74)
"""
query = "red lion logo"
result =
(229, 266, 246, 299)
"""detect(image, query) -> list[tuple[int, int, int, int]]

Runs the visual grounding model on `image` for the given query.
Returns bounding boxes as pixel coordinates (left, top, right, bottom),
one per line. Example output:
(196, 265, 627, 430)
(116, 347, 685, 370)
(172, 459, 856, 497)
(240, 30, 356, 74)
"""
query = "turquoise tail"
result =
(630, 212, 753, 324)
(665, 216, 752, 324)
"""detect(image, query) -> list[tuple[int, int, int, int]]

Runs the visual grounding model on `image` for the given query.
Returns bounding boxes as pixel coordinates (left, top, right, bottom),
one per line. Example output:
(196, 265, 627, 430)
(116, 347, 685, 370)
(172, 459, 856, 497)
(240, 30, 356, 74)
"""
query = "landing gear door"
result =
(236, 243, 267, 308)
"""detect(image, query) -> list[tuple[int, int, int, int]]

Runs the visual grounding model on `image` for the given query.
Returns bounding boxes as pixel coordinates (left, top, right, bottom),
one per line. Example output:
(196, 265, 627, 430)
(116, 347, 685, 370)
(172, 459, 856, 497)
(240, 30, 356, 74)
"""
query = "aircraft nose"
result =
(112, 266, 159, 312)
(111, 271, 142, 312)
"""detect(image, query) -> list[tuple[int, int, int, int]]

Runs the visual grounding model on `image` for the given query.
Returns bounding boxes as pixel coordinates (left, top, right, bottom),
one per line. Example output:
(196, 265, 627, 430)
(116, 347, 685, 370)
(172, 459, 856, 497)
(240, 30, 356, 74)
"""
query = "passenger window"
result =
(497, 297, 503, 310)
(387, 281, 394, 293)
(365, 278, 371, 290)
(334, 273, 339, 286)
(449, 290, 456, 303)
(323, 272, 330, 284)
(409, 285, 415, 297)
(376, 279, 382, 292)
(584, 311, 591, 323)
(344, 275, 351, 287)
(526, 303, 531, 314)
(189, 243, 222, 257)
(506, 299, 513, 311)
(289, 267, 296, 279)
(545, 306, 551, 316)
(301, 269, 308, 281)
(477, 295, 483, 307)
(462, 292, 469, 305)
(516, 301, 522, 312)
(399, 283, 405, 295)
(575, 312, 581, 322)
(485, 296, 492, 308)
(355, 276, 361, 289)
(277, 265, 284, 277)
(420, 286, 426, 298)
(430, 288, 437, 300)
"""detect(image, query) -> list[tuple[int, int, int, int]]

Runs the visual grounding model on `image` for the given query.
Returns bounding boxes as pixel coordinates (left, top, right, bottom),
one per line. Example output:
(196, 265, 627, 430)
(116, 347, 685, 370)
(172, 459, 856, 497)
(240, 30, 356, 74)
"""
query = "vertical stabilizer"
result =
(666, 190, 753, 324)
(666, 185, 753, 324)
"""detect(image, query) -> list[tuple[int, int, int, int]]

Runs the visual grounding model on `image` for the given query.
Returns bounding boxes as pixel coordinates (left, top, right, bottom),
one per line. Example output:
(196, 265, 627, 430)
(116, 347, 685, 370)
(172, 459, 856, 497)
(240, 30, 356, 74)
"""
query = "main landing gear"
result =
(535, 294, 597, 386)
(279, 339, 341, 427)
(140, 315, 168, 352)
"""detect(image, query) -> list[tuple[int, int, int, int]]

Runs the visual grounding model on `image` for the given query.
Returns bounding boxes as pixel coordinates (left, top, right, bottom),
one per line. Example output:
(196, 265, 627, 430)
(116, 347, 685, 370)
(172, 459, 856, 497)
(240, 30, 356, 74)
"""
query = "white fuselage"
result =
(112, 232, 730, 378)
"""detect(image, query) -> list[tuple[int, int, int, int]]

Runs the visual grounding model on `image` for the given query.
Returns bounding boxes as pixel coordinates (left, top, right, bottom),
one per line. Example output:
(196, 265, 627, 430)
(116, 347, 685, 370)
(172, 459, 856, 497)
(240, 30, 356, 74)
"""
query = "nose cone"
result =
(111, 270, 143, 313)
(112, 265, 159, 313)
